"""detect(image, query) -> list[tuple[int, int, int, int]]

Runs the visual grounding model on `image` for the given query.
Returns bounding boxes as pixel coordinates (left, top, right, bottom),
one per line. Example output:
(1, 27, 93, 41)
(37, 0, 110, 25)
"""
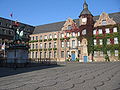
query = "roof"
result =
(80, 1, 92, 16)
(33, 12, 120, 34)
(80, 8, 91, 15)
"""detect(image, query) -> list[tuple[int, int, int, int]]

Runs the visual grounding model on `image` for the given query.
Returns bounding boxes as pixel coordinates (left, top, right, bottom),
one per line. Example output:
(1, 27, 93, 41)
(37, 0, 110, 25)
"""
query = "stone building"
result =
(29, 0, 120, 62)
(0, 17, 34, 58)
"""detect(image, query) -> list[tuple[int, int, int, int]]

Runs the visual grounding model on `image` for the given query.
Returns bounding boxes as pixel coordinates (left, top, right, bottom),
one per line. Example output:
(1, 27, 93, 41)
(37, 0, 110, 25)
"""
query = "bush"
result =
(76, 58, 79, 62)
(65, 59, 69, 62)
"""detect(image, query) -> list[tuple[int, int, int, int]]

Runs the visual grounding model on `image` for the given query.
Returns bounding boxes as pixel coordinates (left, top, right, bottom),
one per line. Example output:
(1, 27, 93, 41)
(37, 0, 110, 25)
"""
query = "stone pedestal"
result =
(7, 45, 29, 64)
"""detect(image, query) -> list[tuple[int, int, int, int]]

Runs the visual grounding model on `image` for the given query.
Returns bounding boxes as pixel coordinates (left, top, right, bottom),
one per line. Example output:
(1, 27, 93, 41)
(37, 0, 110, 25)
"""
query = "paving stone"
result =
(0, 62, 120, 90)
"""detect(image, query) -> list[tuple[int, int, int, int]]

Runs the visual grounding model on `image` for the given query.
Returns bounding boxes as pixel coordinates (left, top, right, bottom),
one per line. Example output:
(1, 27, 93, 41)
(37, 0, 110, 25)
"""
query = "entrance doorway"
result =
(71, 51, 75, 61)
(84, 56, 88, 62)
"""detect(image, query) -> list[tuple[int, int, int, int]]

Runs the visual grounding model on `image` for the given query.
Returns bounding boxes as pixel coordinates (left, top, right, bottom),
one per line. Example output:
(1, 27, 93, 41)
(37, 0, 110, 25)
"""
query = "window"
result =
(32, 52, 34, 58)
(54, 34, 57, 38)
(98, 29, 102, 34)
(44, 43, 47, 48)
(93, 30, 96, 35)
(32, 44, 34, 49)
(1, 29, 6, 34)
(100, 51, 103, 56)
(68, 25, 72, 30)
(61, 51, 64, 58)
(78, 41, 80, 46)
(49, 43, 52, 48)
(44, 52, 47, 58)
(114, 37, 118, 44)
(36, 44, 38, 49)
(94, 51, 97, 56)
(102, 20, 107, 25)
(35, 52, 38, 58)
(61, 33, 64, 38)
(36, 36, 38, 40)
(113, 27, 117, 32)
(67, 51, 70, 57)
(78, 50, 81, 54)
(44, 35, 47, 39)
(72, 40, 75, 48)
(78, 32, 80, 36)
(105, 28, 110, 33)
(40, 35, 42, 40)
(82, 29, 86, 35)
(66, 41, 70, 47)
(54, 42, 57, 48)
(107, 39, 110, 45)
(40, 43, 42, 48)
(54, 51, 57, 58)
(72, 32, 75, 37)
(66, 33, 70, 37)
(99, 39, 103, 45)
(49, 34, 52, 39)
(32, 36, 34, 40)
(40, 52, 42, 58)
(61, 41, 64, 48)
(107, 51, 111, 56)
(115, 50, 118, 56)
(94, 39, 97, 45)
(49, 51, 52, 58)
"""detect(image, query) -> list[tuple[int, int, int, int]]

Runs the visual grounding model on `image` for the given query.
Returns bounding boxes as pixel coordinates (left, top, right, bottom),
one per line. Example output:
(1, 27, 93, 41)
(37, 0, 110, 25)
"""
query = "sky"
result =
(0, 0, 120, 26)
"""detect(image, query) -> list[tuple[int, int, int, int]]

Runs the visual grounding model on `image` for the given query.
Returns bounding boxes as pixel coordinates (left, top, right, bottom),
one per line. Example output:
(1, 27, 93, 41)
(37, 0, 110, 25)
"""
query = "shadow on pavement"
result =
(0, 64, 64, 78)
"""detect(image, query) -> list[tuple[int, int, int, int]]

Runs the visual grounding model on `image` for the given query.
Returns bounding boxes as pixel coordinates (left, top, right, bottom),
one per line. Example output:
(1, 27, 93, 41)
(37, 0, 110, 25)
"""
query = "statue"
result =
(16, 28, 24, 41)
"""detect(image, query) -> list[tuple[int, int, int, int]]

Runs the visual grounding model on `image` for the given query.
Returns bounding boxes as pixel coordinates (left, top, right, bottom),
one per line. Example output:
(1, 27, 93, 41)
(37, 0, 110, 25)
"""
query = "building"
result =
(29, 0, 120, 62)
(0, 17, 35, 58)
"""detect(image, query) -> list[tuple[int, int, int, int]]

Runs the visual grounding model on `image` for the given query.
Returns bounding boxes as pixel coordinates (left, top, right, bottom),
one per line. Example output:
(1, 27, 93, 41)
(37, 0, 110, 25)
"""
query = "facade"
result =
(0, 17, 35, 58)
(29, 1, 120, 62)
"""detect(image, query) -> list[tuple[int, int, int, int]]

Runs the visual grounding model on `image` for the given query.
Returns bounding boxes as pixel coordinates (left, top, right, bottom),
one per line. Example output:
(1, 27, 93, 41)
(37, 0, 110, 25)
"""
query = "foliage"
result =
(60, 38, 64, 41)
(29, 40, 38, 43)
(65, 59, 69, 62)
(92, 24, 120, 59)
(76, 58, 79, 62)
(39, 40, 42, 42)
(29, 49, 38, 51)
(39, 49, 42, 51)
(48, 39, 52, 41)
(53, 38, 57, 41)
(48, 48, 52, 50)
(53, 48, 57, 50)
(44, 39, 47, 42)
(44, 49, 47, 51)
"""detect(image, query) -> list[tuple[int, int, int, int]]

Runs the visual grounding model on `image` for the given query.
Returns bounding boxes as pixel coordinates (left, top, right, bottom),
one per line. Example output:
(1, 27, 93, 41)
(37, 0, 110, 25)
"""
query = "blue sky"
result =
(0, 0, 120, 26)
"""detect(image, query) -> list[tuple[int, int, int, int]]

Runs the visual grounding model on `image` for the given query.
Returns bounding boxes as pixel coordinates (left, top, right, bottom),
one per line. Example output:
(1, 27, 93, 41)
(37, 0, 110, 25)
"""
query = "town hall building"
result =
(29, 0, 120, 62)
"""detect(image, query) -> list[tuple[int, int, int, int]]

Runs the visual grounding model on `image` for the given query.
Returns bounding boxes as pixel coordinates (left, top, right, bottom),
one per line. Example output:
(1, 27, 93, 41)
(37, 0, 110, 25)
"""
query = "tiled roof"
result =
(33, 12, 120, 34)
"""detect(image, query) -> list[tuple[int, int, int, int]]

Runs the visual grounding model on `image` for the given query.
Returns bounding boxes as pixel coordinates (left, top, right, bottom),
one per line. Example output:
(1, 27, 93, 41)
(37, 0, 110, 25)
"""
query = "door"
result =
(84, 56, 88, 62)
(71, 53, 75, 61)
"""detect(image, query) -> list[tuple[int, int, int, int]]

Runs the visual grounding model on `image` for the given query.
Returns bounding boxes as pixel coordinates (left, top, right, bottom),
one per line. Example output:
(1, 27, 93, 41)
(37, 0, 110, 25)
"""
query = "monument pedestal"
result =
(7, 45, 29, 64)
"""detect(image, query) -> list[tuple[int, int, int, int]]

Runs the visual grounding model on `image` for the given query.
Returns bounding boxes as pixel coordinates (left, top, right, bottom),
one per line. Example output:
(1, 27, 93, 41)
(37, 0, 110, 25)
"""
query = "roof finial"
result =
(84, 0, 86, 3)
(83, 0, 88, 9)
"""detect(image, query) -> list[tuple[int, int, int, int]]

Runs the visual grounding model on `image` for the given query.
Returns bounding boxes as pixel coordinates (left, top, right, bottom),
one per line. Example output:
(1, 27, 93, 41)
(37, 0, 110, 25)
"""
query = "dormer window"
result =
(67, 25, 72, 30)
(102, 20, 107, 25)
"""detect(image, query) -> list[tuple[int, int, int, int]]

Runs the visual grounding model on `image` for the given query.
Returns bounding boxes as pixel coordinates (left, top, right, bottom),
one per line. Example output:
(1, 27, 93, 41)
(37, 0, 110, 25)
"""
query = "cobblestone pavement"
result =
(0, 62, 120, 90)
